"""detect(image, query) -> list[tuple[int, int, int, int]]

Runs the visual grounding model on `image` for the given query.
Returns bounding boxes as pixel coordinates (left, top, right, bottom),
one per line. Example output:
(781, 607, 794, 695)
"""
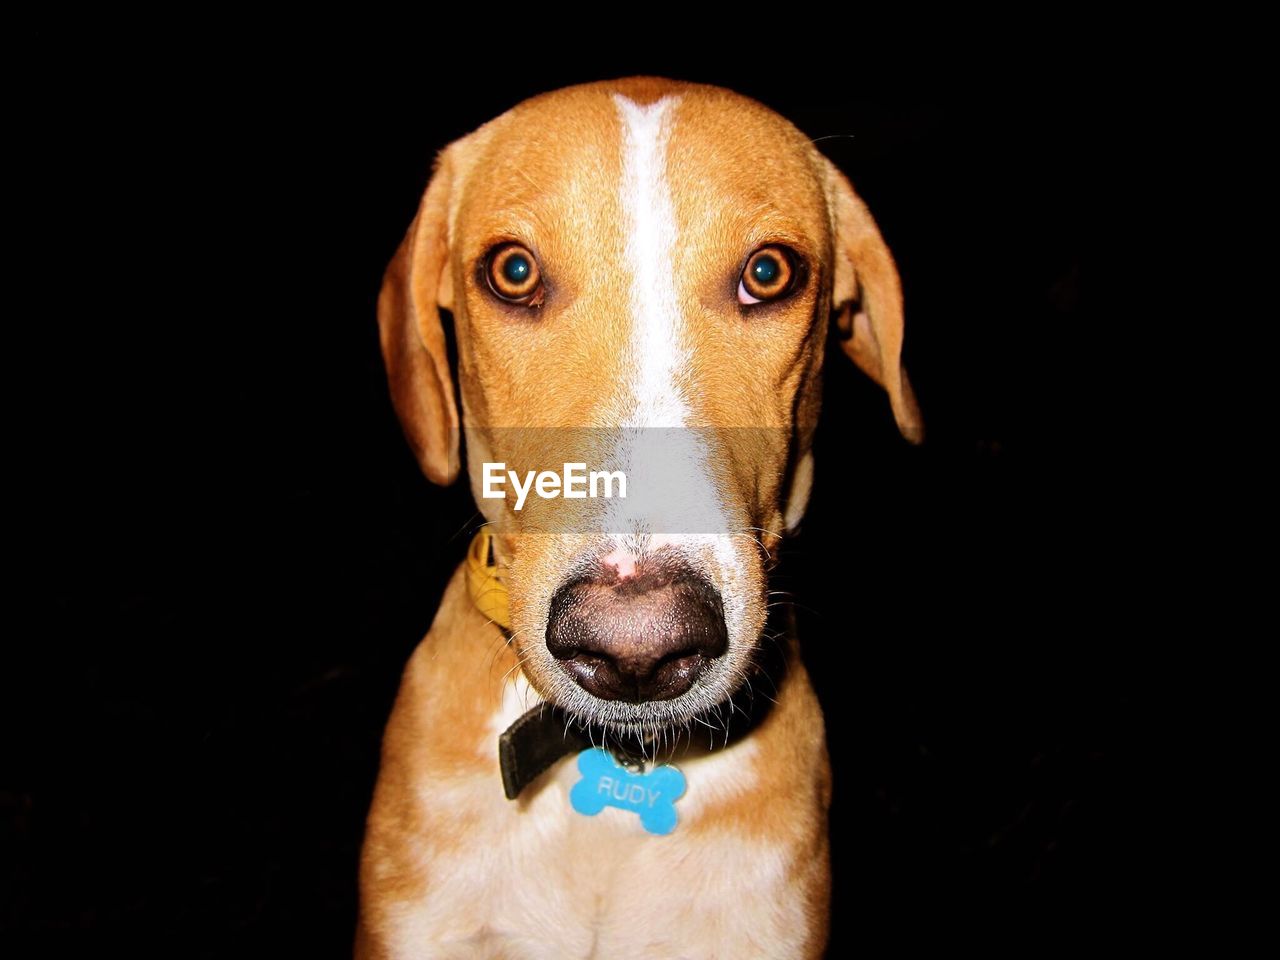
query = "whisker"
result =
(449, 512, 493, 544)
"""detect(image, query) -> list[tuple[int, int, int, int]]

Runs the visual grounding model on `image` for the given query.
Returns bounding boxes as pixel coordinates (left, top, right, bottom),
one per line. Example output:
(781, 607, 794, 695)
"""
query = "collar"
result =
(466, 530, 778, 800)
(466, 528, 510, 631)
(497, 694, 770, 801)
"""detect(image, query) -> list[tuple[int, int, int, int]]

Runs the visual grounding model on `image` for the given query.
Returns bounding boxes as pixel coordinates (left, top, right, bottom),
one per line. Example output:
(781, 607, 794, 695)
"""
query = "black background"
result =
(8, 27, 1181, 958)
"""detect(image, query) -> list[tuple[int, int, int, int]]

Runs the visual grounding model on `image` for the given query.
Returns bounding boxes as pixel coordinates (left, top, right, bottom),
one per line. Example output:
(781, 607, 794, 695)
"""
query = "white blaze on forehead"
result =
(613, 94, 688, 429)
(606, 95, 739, 607)
(609, 94, 710, 534)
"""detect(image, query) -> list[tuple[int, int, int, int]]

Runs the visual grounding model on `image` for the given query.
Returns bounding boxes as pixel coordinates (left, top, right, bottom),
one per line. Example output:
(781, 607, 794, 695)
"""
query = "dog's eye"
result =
(485, 244, 545, 307)
(738, 246, 798, 305)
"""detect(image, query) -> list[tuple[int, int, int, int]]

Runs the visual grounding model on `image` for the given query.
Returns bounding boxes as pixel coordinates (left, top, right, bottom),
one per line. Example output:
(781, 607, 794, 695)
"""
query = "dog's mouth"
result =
(528, 636, 774, 753)
(535, 661, 758, 743)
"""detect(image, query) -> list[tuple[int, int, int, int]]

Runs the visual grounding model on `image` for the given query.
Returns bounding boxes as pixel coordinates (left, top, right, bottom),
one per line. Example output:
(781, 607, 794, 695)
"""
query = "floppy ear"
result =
(378, 150, 461, 484)
(825, 160, 925, 444)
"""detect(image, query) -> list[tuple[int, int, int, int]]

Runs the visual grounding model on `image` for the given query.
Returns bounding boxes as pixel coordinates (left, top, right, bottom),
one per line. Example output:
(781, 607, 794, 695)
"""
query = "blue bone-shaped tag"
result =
(568, 748, 686, 835)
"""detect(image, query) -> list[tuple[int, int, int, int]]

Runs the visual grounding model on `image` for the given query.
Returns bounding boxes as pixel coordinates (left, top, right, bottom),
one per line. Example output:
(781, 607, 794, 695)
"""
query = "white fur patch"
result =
(612, 94, 688, 430)
(608, 95, 732, 542)
(484, 669, 542, 759)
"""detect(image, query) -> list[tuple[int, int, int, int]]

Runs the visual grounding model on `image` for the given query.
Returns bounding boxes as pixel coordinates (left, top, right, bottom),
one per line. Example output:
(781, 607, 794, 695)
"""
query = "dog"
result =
(356, 77, 923, 959)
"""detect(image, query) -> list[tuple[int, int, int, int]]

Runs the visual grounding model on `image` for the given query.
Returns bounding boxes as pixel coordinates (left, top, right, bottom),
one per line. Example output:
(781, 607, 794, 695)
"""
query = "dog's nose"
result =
(545, 558, 728, 702)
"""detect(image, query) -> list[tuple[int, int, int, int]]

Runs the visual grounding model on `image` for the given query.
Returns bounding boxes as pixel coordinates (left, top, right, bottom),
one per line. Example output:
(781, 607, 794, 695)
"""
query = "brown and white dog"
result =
(357, 77, 922, 959)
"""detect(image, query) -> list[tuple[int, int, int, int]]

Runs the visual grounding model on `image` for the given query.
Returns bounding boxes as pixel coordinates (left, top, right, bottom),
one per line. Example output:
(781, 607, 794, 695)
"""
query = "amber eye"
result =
(738, 246, 798, 305)
(485, 244, 544, 306)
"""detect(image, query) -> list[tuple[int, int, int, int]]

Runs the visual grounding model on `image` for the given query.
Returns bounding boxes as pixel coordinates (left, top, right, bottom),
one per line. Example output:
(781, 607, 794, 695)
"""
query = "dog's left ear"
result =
(378, 148, 461, 484)
(824, 160, 925, 444)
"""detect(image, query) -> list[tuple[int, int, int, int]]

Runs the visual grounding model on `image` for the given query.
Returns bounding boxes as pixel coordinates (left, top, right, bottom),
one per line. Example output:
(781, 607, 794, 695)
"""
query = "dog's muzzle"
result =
(545, 557, 728, 703)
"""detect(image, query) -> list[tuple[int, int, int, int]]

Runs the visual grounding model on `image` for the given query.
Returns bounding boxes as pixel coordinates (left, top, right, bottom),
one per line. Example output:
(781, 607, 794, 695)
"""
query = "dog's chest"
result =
(385, 690, 806, 959)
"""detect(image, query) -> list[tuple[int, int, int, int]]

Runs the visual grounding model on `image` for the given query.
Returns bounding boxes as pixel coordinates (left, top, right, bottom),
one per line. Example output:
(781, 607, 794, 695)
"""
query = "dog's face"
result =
(380, 78, 921, 734)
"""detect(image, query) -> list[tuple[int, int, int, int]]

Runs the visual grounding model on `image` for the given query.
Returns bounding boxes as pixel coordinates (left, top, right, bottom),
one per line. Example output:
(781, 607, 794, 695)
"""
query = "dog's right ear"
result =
(378, 149, 460, 485)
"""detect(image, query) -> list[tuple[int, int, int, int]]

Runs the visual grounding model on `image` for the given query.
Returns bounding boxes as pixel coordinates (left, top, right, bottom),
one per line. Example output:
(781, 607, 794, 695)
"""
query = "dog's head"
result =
(379, 78, 922, 733)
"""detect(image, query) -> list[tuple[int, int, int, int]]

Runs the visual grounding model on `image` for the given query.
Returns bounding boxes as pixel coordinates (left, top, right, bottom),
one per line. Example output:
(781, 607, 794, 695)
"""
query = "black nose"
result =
(545, 558, 728, 702)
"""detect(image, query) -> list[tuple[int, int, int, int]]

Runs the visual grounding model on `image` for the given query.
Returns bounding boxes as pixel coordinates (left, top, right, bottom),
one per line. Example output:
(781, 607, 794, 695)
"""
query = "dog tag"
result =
(569, 748, 685, 835)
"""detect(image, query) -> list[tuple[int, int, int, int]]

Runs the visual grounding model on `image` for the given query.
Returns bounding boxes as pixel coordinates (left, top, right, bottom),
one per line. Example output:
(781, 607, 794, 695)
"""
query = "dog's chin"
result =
(527, 665, 749, 738)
